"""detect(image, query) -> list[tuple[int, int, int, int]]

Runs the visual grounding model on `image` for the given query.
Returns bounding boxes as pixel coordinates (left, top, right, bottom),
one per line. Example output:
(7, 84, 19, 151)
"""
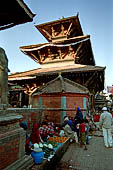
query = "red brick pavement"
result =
(55, 134, 113, 170)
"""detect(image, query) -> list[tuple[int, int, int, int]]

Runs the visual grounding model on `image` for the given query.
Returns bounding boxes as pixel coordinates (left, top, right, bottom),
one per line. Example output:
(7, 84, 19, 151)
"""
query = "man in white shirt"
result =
(99, 107, 113, 148)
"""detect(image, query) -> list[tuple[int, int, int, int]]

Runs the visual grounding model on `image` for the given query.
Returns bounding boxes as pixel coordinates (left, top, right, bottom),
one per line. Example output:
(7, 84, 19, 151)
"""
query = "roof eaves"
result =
(35, 15, 78, 28)
(17, 0, 36, 19)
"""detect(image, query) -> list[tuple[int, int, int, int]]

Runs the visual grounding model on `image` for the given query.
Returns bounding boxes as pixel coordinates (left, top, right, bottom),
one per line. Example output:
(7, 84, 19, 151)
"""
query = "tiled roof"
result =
(20, 35, 95, 66)
(32, 75, 89, 95)
(35, 14, 83, 42)
(8, 64, 105, 80)
(20, 35, 90, 51)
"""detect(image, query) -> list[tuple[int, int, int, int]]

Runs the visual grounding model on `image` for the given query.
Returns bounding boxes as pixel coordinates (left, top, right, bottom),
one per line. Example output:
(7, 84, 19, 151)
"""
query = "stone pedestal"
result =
(0, 113, 26, 170)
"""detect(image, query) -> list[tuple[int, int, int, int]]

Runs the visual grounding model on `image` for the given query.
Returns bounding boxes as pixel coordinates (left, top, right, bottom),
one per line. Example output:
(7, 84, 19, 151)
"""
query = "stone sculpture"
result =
(0, 47, 9, 109)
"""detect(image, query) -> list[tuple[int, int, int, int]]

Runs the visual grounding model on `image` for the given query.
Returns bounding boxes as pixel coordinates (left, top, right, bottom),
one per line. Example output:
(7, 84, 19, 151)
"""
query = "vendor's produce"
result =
(47, 140, 58, 148)
(48, 136, 68, 143)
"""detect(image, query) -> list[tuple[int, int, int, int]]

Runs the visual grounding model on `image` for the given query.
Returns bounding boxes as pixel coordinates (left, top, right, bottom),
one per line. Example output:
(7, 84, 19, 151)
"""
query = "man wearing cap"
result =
(99, 107, 113, 148)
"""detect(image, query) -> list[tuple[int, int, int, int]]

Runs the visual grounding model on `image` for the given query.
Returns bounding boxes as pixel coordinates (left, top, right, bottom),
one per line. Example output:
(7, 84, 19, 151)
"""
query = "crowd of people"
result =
(61, 105, 113, 149)
(20, 117, 60, 154)
(20, 105, 113, 155)
(61, 106, 91, 150)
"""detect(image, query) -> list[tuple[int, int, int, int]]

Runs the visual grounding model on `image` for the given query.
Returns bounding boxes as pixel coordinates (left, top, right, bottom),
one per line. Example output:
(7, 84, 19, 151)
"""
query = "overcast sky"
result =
(0, 0, 112, 88)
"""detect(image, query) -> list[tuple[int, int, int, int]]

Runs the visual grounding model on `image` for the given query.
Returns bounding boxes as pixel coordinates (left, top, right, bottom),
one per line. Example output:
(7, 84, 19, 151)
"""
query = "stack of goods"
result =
(48, 136, 68, 143)
(31, 136, 68, 163)
(43, 143, 55, 160)
(38, 143, 56, 161)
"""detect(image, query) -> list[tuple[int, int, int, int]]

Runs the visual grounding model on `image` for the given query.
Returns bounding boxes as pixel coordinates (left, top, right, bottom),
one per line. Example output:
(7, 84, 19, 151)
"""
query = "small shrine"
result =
(32, 74, 90, 124)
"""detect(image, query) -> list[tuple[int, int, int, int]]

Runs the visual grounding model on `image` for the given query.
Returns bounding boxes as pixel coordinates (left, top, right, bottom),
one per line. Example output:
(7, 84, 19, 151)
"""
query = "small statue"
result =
(0, 47, 9, 109)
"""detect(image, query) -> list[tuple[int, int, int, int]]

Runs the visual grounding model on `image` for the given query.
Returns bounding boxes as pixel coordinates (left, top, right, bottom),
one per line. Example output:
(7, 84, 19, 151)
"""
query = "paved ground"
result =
(55, 130, 113, 170)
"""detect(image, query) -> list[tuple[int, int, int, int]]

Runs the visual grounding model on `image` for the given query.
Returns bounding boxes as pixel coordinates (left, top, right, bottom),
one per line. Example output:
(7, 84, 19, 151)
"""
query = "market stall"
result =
(29, 136, 70, 170)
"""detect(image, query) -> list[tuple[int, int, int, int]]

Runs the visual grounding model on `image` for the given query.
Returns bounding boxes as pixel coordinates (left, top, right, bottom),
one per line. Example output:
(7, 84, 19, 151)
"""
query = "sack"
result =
(74, 132, 78, 143)
(59, 130, 65, 136)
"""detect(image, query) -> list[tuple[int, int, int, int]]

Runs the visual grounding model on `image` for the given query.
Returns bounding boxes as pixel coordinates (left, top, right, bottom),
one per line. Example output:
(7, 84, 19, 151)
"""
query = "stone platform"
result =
(0, 113, 26, 170)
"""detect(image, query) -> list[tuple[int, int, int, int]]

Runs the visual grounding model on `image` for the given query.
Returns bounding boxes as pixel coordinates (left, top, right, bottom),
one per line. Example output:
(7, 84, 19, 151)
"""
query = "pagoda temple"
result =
(8, 14, 105, 110)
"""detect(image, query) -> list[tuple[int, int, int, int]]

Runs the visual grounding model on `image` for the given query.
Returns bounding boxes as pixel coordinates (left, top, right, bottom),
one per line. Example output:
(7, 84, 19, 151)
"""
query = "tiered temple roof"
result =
(20, 15, 95, 66)
(8, 14, 105, 95)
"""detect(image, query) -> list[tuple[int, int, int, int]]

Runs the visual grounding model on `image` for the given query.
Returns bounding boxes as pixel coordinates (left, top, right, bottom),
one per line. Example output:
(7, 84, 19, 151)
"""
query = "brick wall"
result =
(0, 128, 25, 170)
(5, 92, 89, 128)
(66, 93, 88, 116)
(32, 93, 89, 125)
(5, 109, 41, 131)
(20, 111, 41, 130)
(4, 92, 89, 130)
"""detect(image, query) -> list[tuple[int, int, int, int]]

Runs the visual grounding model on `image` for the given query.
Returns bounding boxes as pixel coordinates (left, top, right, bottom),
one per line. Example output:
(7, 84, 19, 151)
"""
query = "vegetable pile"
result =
(48, 136, 68, 143)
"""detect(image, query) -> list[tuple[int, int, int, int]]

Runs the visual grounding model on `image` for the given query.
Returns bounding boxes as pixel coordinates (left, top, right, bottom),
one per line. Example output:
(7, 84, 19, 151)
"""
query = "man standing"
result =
(99, 107, 113, 148)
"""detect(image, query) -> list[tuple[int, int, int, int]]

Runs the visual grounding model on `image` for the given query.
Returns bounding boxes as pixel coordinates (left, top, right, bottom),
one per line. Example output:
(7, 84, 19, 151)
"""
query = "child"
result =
(79, 119, 87, 150)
